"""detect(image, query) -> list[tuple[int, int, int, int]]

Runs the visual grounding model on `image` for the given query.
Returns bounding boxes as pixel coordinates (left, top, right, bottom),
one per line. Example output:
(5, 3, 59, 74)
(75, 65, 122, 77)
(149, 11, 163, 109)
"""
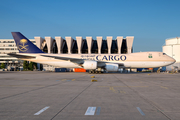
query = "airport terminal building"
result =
(163, 37, 180, 70)
(0, 39, 36, 71)
(0, 36, 134, 71)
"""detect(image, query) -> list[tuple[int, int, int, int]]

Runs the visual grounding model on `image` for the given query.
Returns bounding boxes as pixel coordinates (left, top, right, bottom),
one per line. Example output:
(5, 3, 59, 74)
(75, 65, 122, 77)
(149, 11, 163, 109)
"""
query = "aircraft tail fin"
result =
(11, 32, 44, 53)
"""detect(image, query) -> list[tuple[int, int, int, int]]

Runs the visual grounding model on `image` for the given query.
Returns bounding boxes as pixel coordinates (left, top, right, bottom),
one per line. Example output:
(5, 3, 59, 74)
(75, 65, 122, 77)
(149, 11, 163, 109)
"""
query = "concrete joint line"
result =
(113, 75, 172, 120)
(50, 83, 93, 120)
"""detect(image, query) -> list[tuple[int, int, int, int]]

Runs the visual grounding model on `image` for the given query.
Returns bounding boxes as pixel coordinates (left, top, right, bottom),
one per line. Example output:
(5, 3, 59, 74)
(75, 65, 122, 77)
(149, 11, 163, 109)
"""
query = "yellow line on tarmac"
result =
(160, 86, 168, 89)
(0, 85, 45, 87)
(61, 79, 67, 81)
(72, 79, 75, 81)
(98, 86, 109, 88)
(115, 86, 148, 88)
(119, 90, 126, 94)
(109, 87, 112, 90)
(98, 86, 148, 88)
(109, 87, 116, 93)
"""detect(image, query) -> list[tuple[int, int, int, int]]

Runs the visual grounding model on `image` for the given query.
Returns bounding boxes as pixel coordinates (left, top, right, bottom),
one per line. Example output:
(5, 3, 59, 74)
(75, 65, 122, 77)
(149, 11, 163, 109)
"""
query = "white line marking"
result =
(85, 107, 96, 115)
(34, 106, 50, 115)
(137, 107, 145, 116)
(96, 107, 101, 115)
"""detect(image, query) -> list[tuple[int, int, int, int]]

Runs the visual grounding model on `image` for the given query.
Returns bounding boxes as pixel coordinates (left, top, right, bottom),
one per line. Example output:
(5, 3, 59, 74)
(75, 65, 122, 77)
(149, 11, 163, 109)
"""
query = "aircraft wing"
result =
(41, 55, 84, 64)
(7, 53, 36, 59)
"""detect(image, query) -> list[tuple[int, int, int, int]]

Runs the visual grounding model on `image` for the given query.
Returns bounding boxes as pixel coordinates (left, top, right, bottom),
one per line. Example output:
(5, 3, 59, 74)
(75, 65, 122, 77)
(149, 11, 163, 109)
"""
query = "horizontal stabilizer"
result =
(8, 53, 36, 59)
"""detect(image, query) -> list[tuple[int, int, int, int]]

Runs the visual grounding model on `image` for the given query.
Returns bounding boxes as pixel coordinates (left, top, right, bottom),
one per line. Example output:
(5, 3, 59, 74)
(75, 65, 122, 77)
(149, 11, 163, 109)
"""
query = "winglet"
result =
(11, 32, 44, 53)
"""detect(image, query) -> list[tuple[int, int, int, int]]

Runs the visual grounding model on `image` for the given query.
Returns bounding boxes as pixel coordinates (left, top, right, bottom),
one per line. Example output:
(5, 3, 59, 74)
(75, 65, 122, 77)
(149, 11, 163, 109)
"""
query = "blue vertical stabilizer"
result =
(11, 32, 44, 53)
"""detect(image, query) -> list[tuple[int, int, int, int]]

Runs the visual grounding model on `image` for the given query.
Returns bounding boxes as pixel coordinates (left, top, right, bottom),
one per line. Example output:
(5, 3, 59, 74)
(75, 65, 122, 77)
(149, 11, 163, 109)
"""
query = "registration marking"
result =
(137, 107, 145, 116)
(85, 107, 96, 115)
(34, 106, 50, 115)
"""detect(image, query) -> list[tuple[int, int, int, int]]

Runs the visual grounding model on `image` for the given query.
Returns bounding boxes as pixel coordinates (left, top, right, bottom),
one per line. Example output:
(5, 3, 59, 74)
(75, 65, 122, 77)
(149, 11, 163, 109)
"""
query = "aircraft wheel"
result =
(98, 71, 102, 74)
(89, 70, 92, 74)
(92, 70, 95, 74)
(95, 71, 98, 74)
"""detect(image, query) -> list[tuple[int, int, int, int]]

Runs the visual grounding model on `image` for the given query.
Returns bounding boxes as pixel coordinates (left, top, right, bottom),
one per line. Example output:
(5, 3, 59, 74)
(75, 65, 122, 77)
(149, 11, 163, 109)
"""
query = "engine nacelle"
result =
(105, 64, 119, 71)
(83, 61, 97, 70)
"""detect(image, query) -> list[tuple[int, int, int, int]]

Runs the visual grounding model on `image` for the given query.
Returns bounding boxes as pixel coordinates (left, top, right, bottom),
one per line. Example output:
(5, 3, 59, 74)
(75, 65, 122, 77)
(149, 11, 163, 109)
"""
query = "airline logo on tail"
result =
(11, 32, 44, 53)
(18, 39, 29, 52)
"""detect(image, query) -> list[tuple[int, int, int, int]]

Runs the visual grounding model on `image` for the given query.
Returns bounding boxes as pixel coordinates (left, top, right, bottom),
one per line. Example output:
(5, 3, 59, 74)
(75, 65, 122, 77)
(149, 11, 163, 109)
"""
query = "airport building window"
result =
(62, 40, 68, 53)
(71, 40, 78, 54)
(121, 39, 127, 54)
(111, 40, 118, 54)
(101, 40, 108, 54)
(91, 40, 98, 53)
(52, 41, 58, 54)
(43, 44, 48, 53)
(81, 40, 88, 54)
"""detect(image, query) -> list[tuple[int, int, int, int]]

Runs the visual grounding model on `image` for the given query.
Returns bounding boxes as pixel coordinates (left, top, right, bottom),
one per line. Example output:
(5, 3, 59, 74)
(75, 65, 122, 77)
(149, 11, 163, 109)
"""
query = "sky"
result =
(0, 0, 180, 52)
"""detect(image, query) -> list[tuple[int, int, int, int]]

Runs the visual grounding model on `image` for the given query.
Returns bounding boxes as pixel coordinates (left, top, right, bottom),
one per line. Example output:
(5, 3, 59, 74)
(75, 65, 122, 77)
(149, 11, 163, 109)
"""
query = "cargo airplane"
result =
(8, 32, 176, 73)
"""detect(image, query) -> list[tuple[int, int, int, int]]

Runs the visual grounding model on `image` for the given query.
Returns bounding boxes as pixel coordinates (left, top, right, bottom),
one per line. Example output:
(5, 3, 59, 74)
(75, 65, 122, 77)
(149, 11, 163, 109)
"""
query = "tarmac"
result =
(0, 71, 180, 120)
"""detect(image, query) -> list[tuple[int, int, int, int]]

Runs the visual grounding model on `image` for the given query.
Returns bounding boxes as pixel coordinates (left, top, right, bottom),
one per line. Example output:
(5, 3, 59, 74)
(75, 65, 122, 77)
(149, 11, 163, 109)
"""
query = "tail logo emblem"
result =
(18, 39, 29, 52)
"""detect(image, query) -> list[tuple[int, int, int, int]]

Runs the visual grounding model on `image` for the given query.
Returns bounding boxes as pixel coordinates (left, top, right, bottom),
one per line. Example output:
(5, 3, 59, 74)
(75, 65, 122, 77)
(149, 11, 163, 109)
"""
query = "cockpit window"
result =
(163, 53, 166, 55)
(148, 54, 153, 58)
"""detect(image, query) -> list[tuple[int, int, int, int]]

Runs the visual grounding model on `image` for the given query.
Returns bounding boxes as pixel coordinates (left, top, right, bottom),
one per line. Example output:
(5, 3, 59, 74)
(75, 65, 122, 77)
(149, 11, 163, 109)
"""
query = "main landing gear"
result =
(88, 70, 103, 74)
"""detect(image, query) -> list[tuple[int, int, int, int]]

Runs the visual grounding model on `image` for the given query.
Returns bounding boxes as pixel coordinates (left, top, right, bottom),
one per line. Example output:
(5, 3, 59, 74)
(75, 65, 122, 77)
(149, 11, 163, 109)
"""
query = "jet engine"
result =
(83, 61, 97, 70)
(105, 64, 119, 71)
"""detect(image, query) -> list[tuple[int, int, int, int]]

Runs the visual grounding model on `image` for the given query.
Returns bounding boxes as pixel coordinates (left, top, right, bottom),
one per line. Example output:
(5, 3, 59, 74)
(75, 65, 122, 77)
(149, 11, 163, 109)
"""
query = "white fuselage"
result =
(18, 52, 176, 69)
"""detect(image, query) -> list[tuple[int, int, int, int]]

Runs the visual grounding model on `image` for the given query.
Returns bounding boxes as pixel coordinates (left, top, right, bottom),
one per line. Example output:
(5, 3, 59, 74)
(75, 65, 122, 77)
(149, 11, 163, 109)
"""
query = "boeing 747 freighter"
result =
(8, 32, 176, 73)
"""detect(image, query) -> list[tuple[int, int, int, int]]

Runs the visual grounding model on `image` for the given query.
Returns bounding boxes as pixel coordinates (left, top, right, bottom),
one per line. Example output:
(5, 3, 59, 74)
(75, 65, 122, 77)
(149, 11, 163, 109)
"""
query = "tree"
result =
(28, 62, 34, 71)
(23, 61, 28, 70)
(1, 63, 5, 69)
(28, 62, 37, 71)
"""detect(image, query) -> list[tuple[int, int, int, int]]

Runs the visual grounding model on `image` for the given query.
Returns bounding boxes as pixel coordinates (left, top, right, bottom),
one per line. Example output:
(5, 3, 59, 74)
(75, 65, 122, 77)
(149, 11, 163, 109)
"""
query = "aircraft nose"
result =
(171, 57, 176, 63)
